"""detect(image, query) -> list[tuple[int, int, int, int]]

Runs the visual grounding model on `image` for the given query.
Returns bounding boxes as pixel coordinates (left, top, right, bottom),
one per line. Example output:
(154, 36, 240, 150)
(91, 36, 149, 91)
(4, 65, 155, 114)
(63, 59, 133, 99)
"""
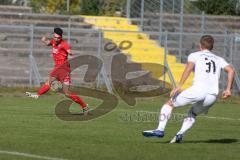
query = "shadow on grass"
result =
(183, 138, 239, 144)
(144, 138, 238, 144)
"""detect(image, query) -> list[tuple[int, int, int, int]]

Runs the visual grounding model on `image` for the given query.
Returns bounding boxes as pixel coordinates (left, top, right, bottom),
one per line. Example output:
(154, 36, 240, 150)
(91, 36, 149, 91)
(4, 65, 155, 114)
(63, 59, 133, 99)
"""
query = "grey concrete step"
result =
(0, 5, 32, 13)
(0, 18, 92, 28)
(0, 12, 84, 22)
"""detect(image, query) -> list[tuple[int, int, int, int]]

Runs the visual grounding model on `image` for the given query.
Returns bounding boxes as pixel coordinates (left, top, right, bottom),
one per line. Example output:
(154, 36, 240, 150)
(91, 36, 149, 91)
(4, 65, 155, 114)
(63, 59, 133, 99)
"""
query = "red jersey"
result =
(49, 39, 71, 66)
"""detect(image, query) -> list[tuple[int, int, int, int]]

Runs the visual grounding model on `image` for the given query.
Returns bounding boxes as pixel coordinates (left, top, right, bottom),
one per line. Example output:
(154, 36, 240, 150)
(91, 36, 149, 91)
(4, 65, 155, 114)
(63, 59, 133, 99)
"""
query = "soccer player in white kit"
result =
(143, 35, 235, 143)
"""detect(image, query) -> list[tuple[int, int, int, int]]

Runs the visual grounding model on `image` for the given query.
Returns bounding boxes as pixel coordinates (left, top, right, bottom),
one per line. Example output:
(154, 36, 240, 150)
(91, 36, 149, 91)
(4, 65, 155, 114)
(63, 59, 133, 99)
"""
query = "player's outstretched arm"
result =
(41, 36, 50, 45)
(67, 49, 73, 56)
(222, 65, 235, 99)
(170, 62, 194, 97)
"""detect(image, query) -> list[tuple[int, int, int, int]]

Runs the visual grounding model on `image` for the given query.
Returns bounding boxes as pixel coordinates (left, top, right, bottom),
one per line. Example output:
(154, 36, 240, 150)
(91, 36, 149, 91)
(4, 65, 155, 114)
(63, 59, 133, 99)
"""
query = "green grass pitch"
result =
(0, 92, 240, 160)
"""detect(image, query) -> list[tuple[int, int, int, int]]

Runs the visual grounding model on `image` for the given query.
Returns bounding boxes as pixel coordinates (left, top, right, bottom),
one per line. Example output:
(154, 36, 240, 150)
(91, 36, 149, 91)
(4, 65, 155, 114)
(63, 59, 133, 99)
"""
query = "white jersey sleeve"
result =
(187, 53, 197, 64)
(219, 57, 229, 69)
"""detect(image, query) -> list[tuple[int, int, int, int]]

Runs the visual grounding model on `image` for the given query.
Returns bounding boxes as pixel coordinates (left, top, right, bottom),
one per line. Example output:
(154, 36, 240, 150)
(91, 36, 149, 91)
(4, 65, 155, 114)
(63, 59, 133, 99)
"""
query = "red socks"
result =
(68, 94, 87, 109)
(37, 84, 86, 109)
(37, 84, 50, 95)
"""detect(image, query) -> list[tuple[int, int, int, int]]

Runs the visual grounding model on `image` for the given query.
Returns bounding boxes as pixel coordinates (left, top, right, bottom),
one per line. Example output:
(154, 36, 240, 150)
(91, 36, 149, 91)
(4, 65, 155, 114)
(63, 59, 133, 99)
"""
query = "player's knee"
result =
(45, 81, 50, 86)
(63, 90, 69, 96)
(188, 109, 197, 118)
(166, 100, 175, 109)
(63, 89, 71, 97)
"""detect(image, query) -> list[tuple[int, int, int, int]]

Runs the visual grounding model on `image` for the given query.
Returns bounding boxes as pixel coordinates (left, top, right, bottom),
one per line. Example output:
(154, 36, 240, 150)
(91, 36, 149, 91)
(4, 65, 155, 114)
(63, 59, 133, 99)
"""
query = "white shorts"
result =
(172, 86, 217, 115)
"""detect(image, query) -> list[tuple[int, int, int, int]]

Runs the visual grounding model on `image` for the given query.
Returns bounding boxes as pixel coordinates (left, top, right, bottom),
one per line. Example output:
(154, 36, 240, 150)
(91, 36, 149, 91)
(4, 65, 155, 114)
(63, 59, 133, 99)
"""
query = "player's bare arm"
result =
(67, 49, 73, 56)
(222, 65, 235, 99)
(41, 36, 50, 45)
(170, 62, 195, 97)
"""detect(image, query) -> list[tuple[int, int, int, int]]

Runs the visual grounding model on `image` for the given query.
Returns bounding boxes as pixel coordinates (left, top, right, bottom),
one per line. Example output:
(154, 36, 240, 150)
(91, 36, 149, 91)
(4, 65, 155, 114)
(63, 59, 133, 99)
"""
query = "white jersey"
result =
(188, 50, 229, 95)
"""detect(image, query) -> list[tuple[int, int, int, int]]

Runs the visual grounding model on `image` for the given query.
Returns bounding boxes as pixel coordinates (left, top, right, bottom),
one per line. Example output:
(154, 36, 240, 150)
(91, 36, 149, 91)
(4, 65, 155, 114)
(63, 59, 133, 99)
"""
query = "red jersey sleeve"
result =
(48, 39, 54, 46)
(63, 41, 71, 55)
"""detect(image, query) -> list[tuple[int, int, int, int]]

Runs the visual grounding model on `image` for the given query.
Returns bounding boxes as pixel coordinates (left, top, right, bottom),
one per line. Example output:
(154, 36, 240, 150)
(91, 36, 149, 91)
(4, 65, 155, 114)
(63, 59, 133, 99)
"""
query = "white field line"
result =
(174, 112, 240, 121)
(117, 109, 240, 121)
(0, 150, 68, 160)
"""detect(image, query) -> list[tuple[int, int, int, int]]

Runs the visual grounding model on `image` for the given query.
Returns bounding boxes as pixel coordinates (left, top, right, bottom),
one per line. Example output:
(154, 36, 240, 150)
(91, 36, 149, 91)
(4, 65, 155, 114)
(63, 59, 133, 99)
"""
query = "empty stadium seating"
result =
(0, 5, 32, 13)
(1, 5, 239, 93)
(0, 9, 101, 86)
(82, 16, 194, 89)
(0, 7, 161, 90)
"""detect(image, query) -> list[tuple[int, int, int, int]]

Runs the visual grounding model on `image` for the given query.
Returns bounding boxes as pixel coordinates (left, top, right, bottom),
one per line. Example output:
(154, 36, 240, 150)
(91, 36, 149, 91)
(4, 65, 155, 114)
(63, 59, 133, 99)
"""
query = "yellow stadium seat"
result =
(82, 16, 193, 89)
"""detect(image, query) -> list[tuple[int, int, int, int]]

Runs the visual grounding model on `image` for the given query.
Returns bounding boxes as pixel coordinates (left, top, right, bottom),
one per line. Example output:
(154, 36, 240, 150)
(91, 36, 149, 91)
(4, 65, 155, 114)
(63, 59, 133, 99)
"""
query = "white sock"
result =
(177, 117, 196, 135)
(156, 104, 173, 131)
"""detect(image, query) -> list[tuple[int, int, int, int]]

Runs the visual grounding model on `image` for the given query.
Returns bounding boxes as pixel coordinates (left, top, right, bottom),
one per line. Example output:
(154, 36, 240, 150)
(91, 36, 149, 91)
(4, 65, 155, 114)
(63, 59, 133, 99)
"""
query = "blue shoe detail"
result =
(142, 130, 164, 138)
(176, 134, 183, 143)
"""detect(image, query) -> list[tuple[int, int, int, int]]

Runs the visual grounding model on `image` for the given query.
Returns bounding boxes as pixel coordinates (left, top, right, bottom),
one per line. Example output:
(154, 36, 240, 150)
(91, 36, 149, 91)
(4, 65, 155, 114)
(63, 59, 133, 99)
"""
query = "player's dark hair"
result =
(54, 27, 63, 37)
(200, 35, 214, 50)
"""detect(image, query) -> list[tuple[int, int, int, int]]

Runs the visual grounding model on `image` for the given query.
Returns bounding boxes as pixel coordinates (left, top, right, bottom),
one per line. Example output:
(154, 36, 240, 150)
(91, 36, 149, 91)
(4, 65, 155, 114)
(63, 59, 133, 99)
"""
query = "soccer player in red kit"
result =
(26, 27, 90, 114)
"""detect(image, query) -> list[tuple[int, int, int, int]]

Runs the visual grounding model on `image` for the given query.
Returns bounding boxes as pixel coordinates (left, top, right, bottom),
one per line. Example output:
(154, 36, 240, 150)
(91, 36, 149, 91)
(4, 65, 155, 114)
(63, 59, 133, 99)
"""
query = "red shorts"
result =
(50, 65, 71, 85)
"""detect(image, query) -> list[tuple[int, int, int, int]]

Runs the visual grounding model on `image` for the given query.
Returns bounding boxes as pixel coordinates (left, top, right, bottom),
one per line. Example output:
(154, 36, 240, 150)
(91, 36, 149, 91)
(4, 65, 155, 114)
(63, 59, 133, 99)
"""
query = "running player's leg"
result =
(177, 94, 216, 135)
(61, 76, 89, 113)
(39, 66, 65, 96)
(142, 98, 173, 137)
(143, 86, 204, 138)
(158, 87, 205, 131)
(26, 76, 55, 99)
(143, 92, 192, 137)
(170, 107, 197, 143)
(37, 76, 55, 95)
(171, 94, 217, 143)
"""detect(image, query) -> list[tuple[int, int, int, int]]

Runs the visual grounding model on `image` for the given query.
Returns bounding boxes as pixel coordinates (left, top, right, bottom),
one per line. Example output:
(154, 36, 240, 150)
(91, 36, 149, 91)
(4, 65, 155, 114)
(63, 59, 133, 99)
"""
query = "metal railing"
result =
(0, 24, 113, 92)
(1, 23, 239, 94)
(125, 0, 236, 61)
